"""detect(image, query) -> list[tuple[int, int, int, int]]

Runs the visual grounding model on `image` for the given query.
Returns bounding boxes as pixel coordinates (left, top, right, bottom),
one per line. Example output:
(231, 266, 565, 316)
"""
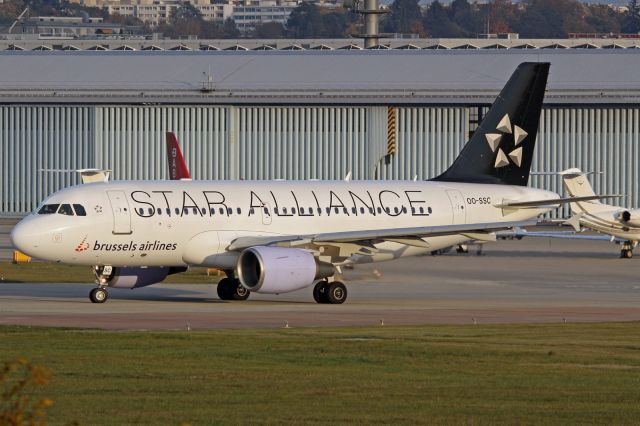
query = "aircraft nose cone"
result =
(10, 219, 40, 257)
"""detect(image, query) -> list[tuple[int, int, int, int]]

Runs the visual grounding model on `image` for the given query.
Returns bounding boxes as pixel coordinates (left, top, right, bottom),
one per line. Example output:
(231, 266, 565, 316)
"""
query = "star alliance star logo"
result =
(484, 114, 528, 168)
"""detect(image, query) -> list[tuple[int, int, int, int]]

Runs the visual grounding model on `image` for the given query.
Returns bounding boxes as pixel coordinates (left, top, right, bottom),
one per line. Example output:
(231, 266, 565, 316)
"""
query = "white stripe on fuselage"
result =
(19, 180, 556, 266)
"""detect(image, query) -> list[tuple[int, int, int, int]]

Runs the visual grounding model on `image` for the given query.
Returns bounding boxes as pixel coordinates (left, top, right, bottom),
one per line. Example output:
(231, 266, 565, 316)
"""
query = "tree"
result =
(423, 1, 465, 37)
(622, 0, 640, 33)
(223, 18, 240, 38)
(253, 22, 286, 38)
(286, 2, 324, 37)
(383, 0, 424, 35)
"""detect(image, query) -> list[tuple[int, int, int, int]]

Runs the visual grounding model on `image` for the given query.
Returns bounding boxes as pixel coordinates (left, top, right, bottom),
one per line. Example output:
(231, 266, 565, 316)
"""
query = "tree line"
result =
(2, 0, 640, 39)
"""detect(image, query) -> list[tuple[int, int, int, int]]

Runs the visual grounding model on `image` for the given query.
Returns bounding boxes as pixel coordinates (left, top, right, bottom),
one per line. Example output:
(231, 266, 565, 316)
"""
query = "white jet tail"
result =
(560, 168, 611, 216)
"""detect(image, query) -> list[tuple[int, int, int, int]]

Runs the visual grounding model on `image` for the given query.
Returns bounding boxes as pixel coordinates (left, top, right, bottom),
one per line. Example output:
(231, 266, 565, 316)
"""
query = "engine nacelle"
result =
(616, 209, 640, 227)
(237, 246, 334, 294)
(96, 266, 173, 289)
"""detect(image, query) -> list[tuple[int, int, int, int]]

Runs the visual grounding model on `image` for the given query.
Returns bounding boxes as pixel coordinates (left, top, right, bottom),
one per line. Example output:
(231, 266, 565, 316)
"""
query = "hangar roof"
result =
(0, 50, 639, 105)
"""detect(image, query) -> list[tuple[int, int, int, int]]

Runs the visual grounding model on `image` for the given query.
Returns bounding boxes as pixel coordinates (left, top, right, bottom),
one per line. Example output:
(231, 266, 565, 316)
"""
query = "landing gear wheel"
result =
(217, 278, 250, 301)
(313, 281, 328, 304)
(217, 278, 232, 300)
(231, 280, 250, 301)
(622, 249, 633, 259)
(325, 282, 347, 305)
(89, 288, 108, 304)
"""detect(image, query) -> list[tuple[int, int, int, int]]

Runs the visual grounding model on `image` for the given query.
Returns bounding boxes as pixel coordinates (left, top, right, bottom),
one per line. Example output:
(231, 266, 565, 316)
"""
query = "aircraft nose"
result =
(10, 218, 40, 257)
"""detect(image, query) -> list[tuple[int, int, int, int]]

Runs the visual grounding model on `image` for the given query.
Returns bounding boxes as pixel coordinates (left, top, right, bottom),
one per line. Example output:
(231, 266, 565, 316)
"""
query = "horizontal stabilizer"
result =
(496, 195, 624, 209)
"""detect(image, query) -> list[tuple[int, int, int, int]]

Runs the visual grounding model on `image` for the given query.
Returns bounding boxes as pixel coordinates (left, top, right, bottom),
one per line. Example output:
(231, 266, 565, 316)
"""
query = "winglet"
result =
(166, 132, 191, 180)
(564, 214, 582, 232)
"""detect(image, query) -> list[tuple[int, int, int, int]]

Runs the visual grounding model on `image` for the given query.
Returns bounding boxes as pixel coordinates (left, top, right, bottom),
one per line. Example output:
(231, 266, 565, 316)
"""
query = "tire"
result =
(231, 280, 250, 301)
(325, 282, 347, 305)
(313, 281, 328, 304)
(625, 250, 633, 259)
(89, 288, 108, 304)
(217, 278, 232, 300)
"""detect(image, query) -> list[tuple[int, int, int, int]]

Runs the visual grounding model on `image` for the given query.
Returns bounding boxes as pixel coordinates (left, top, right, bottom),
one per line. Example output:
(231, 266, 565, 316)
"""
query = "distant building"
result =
(17, 16, 140, 37)
(107, 0, 233, 25)
(232, 0, 298, 34)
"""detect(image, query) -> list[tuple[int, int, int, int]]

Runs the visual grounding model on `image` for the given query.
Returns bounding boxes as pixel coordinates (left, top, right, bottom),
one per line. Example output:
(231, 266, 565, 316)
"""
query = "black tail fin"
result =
(433, 62, 550, 186)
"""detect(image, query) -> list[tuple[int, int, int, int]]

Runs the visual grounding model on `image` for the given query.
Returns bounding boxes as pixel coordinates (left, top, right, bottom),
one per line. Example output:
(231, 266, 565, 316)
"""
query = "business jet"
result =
(511, 169, 637, 258)
(12, 62, 579, 304)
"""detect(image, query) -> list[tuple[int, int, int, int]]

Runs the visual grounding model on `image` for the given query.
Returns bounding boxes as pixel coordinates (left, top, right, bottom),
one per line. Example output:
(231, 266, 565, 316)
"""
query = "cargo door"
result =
(107, 190, 132, 234)
(446, 190, 466, 225)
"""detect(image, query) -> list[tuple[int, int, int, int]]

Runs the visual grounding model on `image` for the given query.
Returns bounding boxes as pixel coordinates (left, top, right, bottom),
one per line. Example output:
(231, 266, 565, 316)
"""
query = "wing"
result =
(497, 228, 623, 242)
(228, 219, 536, 261)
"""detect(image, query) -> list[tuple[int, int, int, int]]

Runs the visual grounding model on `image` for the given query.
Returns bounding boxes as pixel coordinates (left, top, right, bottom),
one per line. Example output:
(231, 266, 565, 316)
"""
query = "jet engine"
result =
(237, 246, 334, 294)
(94, 266, 186, 289)
(615, 209, 640, 227)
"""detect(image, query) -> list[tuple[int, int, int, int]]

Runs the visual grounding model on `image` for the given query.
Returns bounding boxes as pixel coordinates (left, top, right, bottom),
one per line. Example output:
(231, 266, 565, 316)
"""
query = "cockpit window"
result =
(73, 204, 87, 216)
(58, 204, 74, 216)
(38, 204, 60, 214)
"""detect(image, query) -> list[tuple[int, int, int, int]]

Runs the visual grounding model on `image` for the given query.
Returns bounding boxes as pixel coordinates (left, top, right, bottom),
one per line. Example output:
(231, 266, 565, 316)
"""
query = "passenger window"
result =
(385, 207, 390, 214)
(211, 208, 215, 215)
(138, 208, 144, 215)
(334, 207, 339, 214)
(249, 208, 254, 215)
(227, 208, 232, 215)
(175, 208, 179, 215)
(275, 207, 279, 214)
(157, 208, 162, 215)
(201, 208, 206, 215)
(73, 204, 86, 216)
(219, 207, 224, 215)
(343, 208, 348, 214)
(263, 207, 269, 214)
(237, 208, 242, 214)
(428, 207, 433, 214)
(38, 204, 60, 214)
(369, 208, 374, 214)
(58, 204, 74, 216)
(419, 207, 424, 214)
(377, 207, 382, 214)
(317, 208, 322, 215)
(360, 207, 365, 214)
(412, 207, 416, 214)
(300, 207, 305, 214)
(351, 207, 356, 214)
(325, 207, 330, 214)
(184, 209, 189, 215)
(193, 207, 198, 215)
(394, 207, 399, 214)
(166, 208, 171, 216)
(148, 208, 154, 215)
(291, 208, 296, 214)
(283, 207, 288, 214)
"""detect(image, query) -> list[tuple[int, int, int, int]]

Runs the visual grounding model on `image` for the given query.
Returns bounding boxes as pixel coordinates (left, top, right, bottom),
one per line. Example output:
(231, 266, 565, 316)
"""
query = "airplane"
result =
(509, 169, 637, 258)
(12, 62, 579, 305)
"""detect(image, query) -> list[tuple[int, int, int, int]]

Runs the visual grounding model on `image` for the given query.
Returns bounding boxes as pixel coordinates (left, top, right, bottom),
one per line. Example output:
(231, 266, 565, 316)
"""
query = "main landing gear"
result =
(217, 276, 250, 301)
(313, 280, 348, 304)
(621, 241, 634, 259)
(90, 265, 112, 304)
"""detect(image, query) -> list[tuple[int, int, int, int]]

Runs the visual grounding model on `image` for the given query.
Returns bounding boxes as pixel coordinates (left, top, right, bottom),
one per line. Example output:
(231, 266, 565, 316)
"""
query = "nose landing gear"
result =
(90, 265, 112, 303)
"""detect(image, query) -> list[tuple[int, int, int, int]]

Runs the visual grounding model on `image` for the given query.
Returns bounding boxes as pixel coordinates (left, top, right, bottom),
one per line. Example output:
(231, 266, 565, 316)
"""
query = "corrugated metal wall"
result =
(1, 105, 638, 216)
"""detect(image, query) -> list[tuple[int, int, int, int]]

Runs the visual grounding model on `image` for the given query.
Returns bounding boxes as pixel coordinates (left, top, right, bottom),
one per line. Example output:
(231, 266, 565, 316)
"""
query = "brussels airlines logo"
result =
(75, 235, 90, 252)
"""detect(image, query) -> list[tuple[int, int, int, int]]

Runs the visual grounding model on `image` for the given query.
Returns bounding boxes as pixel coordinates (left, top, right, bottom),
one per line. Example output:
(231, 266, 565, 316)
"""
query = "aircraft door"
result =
(107, 190, 132, 234)
(446, 190, 466, 225)
(261, 202, 272, 225)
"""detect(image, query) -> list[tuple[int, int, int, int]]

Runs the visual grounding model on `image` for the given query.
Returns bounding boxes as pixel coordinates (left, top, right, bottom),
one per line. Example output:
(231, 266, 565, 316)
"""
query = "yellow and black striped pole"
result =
(386, 106, 396, 164)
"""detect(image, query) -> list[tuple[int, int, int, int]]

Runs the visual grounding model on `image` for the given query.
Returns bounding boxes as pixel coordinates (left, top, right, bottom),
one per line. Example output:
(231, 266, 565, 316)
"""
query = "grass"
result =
(2, 323, 640, 425)
(0, 261, 221, 284)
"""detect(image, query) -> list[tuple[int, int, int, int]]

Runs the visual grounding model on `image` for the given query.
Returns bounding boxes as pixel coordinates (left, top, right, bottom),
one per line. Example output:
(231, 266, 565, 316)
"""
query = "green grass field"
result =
(0, 261, 221, 284)
(2, 323, 640, 425)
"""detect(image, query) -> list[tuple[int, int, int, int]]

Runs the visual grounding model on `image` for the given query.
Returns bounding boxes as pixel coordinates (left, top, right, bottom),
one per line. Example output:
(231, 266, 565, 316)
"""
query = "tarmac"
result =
(2, 219, 640, 330)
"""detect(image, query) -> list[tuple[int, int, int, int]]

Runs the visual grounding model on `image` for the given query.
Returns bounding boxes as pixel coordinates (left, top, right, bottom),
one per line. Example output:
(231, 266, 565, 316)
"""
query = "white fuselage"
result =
(12, 180, 558, 268)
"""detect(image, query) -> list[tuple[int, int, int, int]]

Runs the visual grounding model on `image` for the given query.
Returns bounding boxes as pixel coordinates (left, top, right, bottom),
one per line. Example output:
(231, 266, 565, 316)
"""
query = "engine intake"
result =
(237, 246, 334, 294)
(616, 209, 640, 227)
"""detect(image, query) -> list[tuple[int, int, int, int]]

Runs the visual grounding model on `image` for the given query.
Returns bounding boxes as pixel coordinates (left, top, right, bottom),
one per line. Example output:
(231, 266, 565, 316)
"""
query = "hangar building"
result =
(0, 48, 639, 217)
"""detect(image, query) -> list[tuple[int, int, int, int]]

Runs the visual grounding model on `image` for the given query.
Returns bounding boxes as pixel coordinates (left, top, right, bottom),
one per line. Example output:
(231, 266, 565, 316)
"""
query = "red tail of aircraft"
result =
(166, 132, 191, 180)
